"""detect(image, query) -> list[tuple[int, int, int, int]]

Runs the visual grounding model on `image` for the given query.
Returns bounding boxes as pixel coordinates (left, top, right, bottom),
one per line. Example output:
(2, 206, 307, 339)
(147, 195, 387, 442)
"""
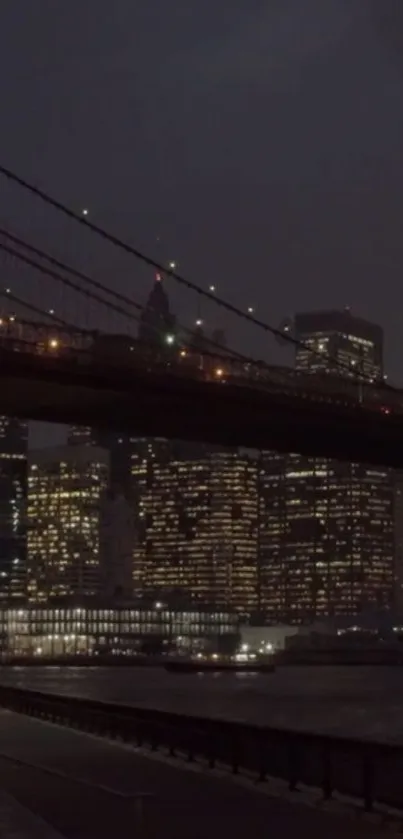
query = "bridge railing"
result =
(0, 683, 402, 815)
(0, 317, 401, 415)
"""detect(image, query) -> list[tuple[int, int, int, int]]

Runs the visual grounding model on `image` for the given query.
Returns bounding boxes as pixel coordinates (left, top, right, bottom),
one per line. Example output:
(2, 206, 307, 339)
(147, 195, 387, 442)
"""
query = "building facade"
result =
(27, 446, 110, 602)
(259, 309, 394, 623)
(0, 417, 28, 602)
(138, 273, 176, 345)
(293, 309, 383, 379)
(0, 603, 239, 657)
(132, 445, 258, 616)
(99, 488, 136, 599)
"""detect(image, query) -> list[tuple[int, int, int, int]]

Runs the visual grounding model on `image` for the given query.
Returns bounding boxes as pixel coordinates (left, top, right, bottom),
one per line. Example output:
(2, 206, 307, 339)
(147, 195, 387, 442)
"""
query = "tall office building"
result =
(27, 446, 110, 602)
(138, 273, 176, 345)
(68, 425, 134, 496)
(99, 486, 136, 599)
(393, 472, 403, 613)
(0, 418, 28, 602)
(294, 309, 383, 379)
(259, 309, 394, 624)
(69, 274, 178, 492)
(132, 445, 258, 615)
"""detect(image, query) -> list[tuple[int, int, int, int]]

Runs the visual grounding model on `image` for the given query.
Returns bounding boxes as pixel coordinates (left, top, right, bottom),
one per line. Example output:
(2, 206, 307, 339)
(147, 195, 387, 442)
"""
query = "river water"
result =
(0, 665, 402, 744)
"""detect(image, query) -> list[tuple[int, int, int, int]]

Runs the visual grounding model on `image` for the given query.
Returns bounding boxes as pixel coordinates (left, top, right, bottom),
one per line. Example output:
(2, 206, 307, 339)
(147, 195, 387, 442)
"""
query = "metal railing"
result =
(0, 327, 400, 413)
(0, 684, 402, 814)
(0, 314, 401, 413)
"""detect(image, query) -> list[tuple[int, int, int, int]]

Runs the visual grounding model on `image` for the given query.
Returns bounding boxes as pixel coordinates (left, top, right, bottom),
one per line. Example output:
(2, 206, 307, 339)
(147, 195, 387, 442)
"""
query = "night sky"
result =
(0, 2, 403, 448)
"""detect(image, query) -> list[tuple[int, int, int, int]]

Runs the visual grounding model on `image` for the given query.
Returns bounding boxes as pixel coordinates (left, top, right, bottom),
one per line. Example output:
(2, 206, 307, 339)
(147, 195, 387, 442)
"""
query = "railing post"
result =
(257, 735, 266, 783)
(134, 796, 145, 838)
(150, 723, 158, 751)
(208, 730, 216, 770)
(362, 750, 374, 812)
(322, 742, 332, 800)
(288, 738, 298, 792)
(168, 732, 176, 758)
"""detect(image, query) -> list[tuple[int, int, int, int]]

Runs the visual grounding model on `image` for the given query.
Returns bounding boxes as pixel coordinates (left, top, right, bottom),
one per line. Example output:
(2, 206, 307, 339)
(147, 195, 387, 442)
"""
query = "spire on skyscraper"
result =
(138, 272, 176, 345)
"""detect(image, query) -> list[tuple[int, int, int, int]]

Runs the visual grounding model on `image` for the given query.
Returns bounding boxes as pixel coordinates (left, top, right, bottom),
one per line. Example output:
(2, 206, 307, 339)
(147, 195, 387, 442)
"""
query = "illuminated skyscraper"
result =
(259, 310, 393, 623)
(294, 309, 383, 379)
(0, 418, 28, 602)
(68, 425, 134, 496)
(132, 446, 258, 615)
(27, 446, 109, 602)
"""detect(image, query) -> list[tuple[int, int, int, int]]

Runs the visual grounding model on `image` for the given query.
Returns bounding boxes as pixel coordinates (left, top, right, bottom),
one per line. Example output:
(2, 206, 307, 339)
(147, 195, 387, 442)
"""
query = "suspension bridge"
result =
(0, 163, 401, 466)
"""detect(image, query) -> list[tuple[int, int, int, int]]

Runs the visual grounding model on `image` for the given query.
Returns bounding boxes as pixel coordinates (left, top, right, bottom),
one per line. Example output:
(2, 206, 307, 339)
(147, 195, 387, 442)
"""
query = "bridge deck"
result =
(0, 709, 387, 838)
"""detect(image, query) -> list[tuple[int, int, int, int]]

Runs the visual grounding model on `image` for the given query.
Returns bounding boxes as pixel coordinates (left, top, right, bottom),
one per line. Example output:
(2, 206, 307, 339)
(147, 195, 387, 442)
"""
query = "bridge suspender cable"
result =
(0, 228, 253, 366)
(0, 162, 391, 389)
(0, 241, 143, 329)
(0, 163, 316, 344)
(0, 227, 144, 317)
(0, 237, 256, 370)
(0, 288, 70, 327)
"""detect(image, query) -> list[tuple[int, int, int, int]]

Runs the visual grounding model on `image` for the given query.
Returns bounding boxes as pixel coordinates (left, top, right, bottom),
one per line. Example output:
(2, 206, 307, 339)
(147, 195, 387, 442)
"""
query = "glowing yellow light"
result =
(9, 316, 15, 322)
(49, 339, 59, 349)
(215, 367, 224, 378)
(180, 350, 187, 358)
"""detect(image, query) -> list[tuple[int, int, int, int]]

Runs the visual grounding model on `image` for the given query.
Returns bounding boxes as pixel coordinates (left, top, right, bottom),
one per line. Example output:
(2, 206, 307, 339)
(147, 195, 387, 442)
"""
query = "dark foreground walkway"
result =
(0, 710, 390, 838)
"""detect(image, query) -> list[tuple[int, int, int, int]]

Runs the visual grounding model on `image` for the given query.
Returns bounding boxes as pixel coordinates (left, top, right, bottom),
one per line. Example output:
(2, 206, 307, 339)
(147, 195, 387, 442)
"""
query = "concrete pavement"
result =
(0, 709, 393, 838)
(0, 788, 63, 838)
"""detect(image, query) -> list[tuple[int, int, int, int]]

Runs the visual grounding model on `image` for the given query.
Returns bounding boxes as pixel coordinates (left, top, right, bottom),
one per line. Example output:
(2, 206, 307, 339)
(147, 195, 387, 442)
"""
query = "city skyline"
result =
(1, 5, 403, 830)
(0, 0, 402, 625)
(27, 275, 400, 451)
(21, 279, 399, 623)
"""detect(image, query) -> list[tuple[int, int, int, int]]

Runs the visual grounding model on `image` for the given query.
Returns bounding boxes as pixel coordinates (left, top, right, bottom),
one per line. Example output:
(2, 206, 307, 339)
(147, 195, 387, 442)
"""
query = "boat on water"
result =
(164, 658, 275, 674)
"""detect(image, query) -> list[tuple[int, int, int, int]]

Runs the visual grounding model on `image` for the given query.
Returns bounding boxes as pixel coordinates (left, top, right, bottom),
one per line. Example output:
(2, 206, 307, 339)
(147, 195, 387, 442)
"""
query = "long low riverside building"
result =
(0, 604, 239, 658)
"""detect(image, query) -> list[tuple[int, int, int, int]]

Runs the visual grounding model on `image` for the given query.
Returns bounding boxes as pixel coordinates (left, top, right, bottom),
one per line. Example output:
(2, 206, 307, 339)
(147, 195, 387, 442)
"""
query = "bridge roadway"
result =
(0, 709, 388, 839)
(0, 340, 402, 466)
